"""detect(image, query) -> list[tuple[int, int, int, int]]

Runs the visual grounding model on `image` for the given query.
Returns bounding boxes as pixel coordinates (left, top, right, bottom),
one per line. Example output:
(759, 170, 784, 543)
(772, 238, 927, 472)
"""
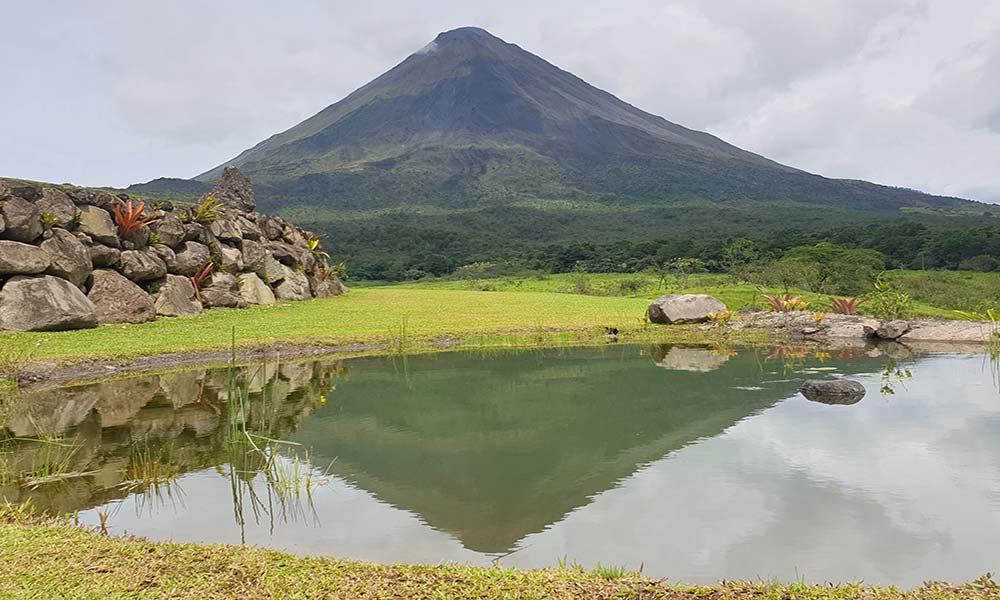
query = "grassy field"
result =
(1, 270, 994, 365)
(1, 510, 996, 600)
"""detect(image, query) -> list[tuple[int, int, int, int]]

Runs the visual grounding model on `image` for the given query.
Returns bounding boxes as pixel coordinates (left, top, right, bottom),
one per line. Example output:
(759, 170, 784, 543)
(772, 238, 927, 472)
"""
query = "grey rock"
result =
(183, 222, 208, 243)
(235, 215, 261, 240)
(88, 243, 121, 268)
(149, 213, 185, 248)
(273, 264, 310, 300)
(876, 320, 911, 340)
(259, 216, 284, 241)
(149, 244, 176, 265)
(204, 165, 256, 212)
(76, 205, 119, 246)
(36, 188, 77, 225)
(87, 269, 156, 324)
(309, 274, 347, 298)
(0, 240, 51, 275)
(200, 272, 245, 309)
(218, 244, 243, 272)
(240, 238, 267, 273)
(259, 253, 285, 284)
(40, 228, 92, 287)
(238, 272, 276, 305)
(653, 346, 730, 372)
(283, 227, 307, 247)
(799, 379, 866, 405)
(153, 274, 202, 317)
(119, 249, 167, 282)
(169, 241, 211, 277)
(3, 180, 42, 201)
(0, 197, 43, 243)
(647, 294, 727, 324)
(0, 212, 5, 235)
(209, 218, 242, 243)
(0, 275, 97, 331)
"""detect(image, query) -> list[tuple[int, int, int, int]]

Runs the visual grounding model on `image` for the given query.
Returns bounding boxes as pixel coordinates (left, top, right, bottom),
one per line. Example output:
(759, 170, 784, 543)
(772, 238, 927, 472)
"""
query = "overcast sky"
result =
(3, 1, 998, 201)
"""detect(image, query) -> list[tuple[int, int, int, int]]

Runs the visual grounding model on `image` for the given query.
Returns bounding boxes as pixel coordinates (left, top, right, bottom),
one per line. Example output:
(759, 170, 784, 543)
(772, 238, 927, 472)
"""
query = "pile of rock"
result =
(0, 167, 346, 332)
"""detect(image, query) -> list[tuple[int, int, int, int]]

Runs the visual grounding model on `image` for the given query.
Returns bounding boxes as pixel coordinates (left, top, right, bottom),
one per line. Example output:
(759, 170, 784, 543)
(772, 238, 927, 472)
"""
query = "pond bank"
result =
(1, 514, 996, 600)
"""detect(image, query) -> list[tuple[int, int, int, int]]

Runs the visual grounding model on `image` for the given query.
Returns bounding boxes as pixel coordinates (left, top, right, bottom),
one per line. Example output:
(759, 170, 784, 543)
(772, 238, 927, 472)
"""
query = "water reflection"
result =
(2, 345, 998, 586)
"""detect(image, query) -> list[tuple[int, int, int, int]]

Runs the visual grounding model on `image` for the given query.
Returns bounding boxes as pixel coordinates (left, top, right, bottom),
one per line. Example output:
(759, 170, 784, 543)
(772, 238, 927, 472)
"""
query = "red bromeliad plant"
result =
(111, 199, 159, 237)
(827, 297, 866, 315)
(763, 293, 810, 312)
(190, 262, 213, 303)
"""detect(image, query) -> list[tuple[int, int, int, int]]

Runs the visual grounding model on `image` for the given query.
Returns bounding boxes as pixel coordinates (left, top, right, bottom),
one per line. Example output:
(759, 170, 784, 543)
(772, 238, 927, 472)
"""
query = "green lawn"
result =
(1, 515, 996, 600)
(1, 270, 993, 364)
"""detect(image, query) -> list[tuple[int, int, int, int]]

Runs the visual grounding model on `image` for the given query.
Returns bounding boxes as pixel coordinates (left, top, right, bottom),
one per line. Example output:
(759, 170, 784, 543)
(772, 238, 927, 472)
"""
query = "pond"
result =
(2, 344, 999, 586)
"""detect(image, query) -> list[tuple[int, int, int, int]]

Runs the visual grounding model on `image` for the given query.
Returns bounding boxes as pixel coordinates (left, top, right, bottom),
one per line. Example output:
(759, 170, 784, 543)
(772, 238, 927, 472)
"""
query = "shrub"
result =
(772, 243, 886, 295)
(864, 276, 912, 319)
(958, 254, 999, 272)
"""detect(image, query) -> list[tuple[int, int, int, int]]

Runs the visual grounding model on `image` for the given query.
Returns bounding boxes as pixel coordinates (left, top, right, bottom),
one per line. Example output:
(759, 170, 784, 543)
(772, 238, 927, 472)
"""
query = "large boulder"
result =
(259, 215, 284, 241)
(0, 240, 50, 275)
(799, 379, 866, 405)
(119, 249, 167, 282)
(149, 213, 185, 248)
(869, 320, 911, 340)
(153, 274, 202, 317)
(76, 205, 119, 246)
(647, 294, 726, 325)
(238, 272, 276, 305)
(40, 228, 92, 287)
(218, 245, 243, 272)
(309, 274, 347, 298)
(0, 197, 43, 243)
(199, 272, 245, 309)
(274, 264, 311, 301)
(167, 241, 211, 277)
(36, 188, 77, 226)
(204, 165, 256, 213)
(240, 238, 267, 273)
(87, 269, 156, 324)
(235, 215, 261, 241)
(0, 275, 97, 331)
(258, 253, 285, 284)
(1, 180, 42, 201)
(209, 218, 242, 243)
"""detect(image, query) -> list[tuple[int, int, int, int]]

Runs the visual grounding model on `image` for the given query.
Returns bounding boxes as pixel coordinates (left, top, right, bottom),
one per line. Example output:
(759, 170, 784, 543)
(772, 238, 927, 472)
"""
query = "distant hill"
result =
(129, 27, 991, 278)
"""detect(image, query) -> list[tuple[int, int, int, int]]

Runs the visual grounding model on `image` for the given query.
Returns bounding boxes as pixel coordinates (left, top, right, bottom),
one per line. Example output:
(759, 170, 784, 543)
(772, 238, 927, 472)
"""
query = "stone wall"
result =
(0, 166, 346, 332)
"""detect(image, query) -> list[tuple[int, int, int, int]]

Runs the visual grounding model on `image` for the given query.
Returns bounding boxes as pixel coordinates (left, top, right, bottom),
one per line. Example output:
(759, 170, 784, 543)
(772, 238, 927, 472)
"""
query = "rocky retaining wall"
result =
(0, 166, 346, 332)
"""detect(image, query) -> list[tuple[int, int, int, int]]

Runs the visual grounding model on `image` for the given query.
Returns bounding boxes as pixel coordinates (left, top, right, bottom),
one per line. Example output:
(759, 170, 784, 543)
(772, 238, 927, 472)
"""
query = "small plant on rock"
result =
(827, 297, 866, 315)
(306, 237, 330, 261)
(763, 293, 810, 312)
(39, 212, 60, 229)
(707, 310, 735, 326)
(190, 262, 213, 303)
(812, 312, 829, 325)
(112, 199, 159, 237)
(192, 193, 223, 223)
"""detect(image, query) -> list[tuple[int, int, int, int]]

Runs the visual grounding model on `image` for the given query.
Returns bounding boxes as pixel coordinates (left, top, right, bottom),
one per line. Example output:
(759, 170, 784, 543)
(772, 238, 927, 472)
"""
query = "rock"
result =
(899, 319, 995, 343)
(149, 243, 176, 265)
(183, 222, 209, 243)
(821, 314, 882, 338)
(119, 249, 167, 282)
(238, 272, 276, 305)
(258, 253, 285, 284)
(153, 274, 202, 317)
(0, 240, 51, 275)
(149, 213, 185, 248)
(0, 212, 5, 235)
(209, 218, 242, 243)
(0, 197, 43, 242)
(87, 269, 156, 324)
(273, 265, 311, 300)
(168, 241, 211, 277)
(799, 379, 866, 405)
(218, 244, 244, 272)
(0, 275, 97, 331)
(36, 188, 77, 225)
(3, 180, 42, 201)
(647, 294, 726, 325)
(199, 272, 245, 308)
(39, 228, 92, 287)
(240, 238, 267, 273)
(309, 274, 347, 298)
(235, 215, 261, 241)
(283, 227, 307, 247)
(266, 241, 301, 266)
(204, 165, 256, 212)
(76, 205, 119, 246)
(876, 320, 911, 340)
(259, 216, 284, 241)
(88, 243, 121, 268)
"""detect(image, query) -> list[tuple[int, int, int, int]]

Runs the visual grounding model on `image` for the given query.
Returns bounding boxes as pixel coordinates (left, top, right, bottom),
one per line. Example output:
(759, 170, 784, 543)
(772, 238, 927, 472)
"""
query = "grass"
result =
(1, 509, 998, 600)
(0, 270, 995, 366)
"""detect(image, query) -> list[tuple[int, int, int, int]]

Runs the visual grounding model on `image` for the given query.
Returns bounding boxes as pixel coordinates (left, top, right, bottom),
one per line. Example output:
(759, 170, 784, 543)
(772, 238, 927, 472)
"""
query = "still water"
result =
(3, 345, 999, 586)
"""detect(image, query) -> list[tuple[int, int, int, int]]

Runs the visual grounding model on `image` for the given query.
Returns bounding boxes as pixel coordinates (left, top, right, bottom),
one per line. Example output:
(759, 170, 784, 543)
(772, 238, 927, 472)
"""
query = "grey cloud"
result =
(1, 0, 999, 202)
